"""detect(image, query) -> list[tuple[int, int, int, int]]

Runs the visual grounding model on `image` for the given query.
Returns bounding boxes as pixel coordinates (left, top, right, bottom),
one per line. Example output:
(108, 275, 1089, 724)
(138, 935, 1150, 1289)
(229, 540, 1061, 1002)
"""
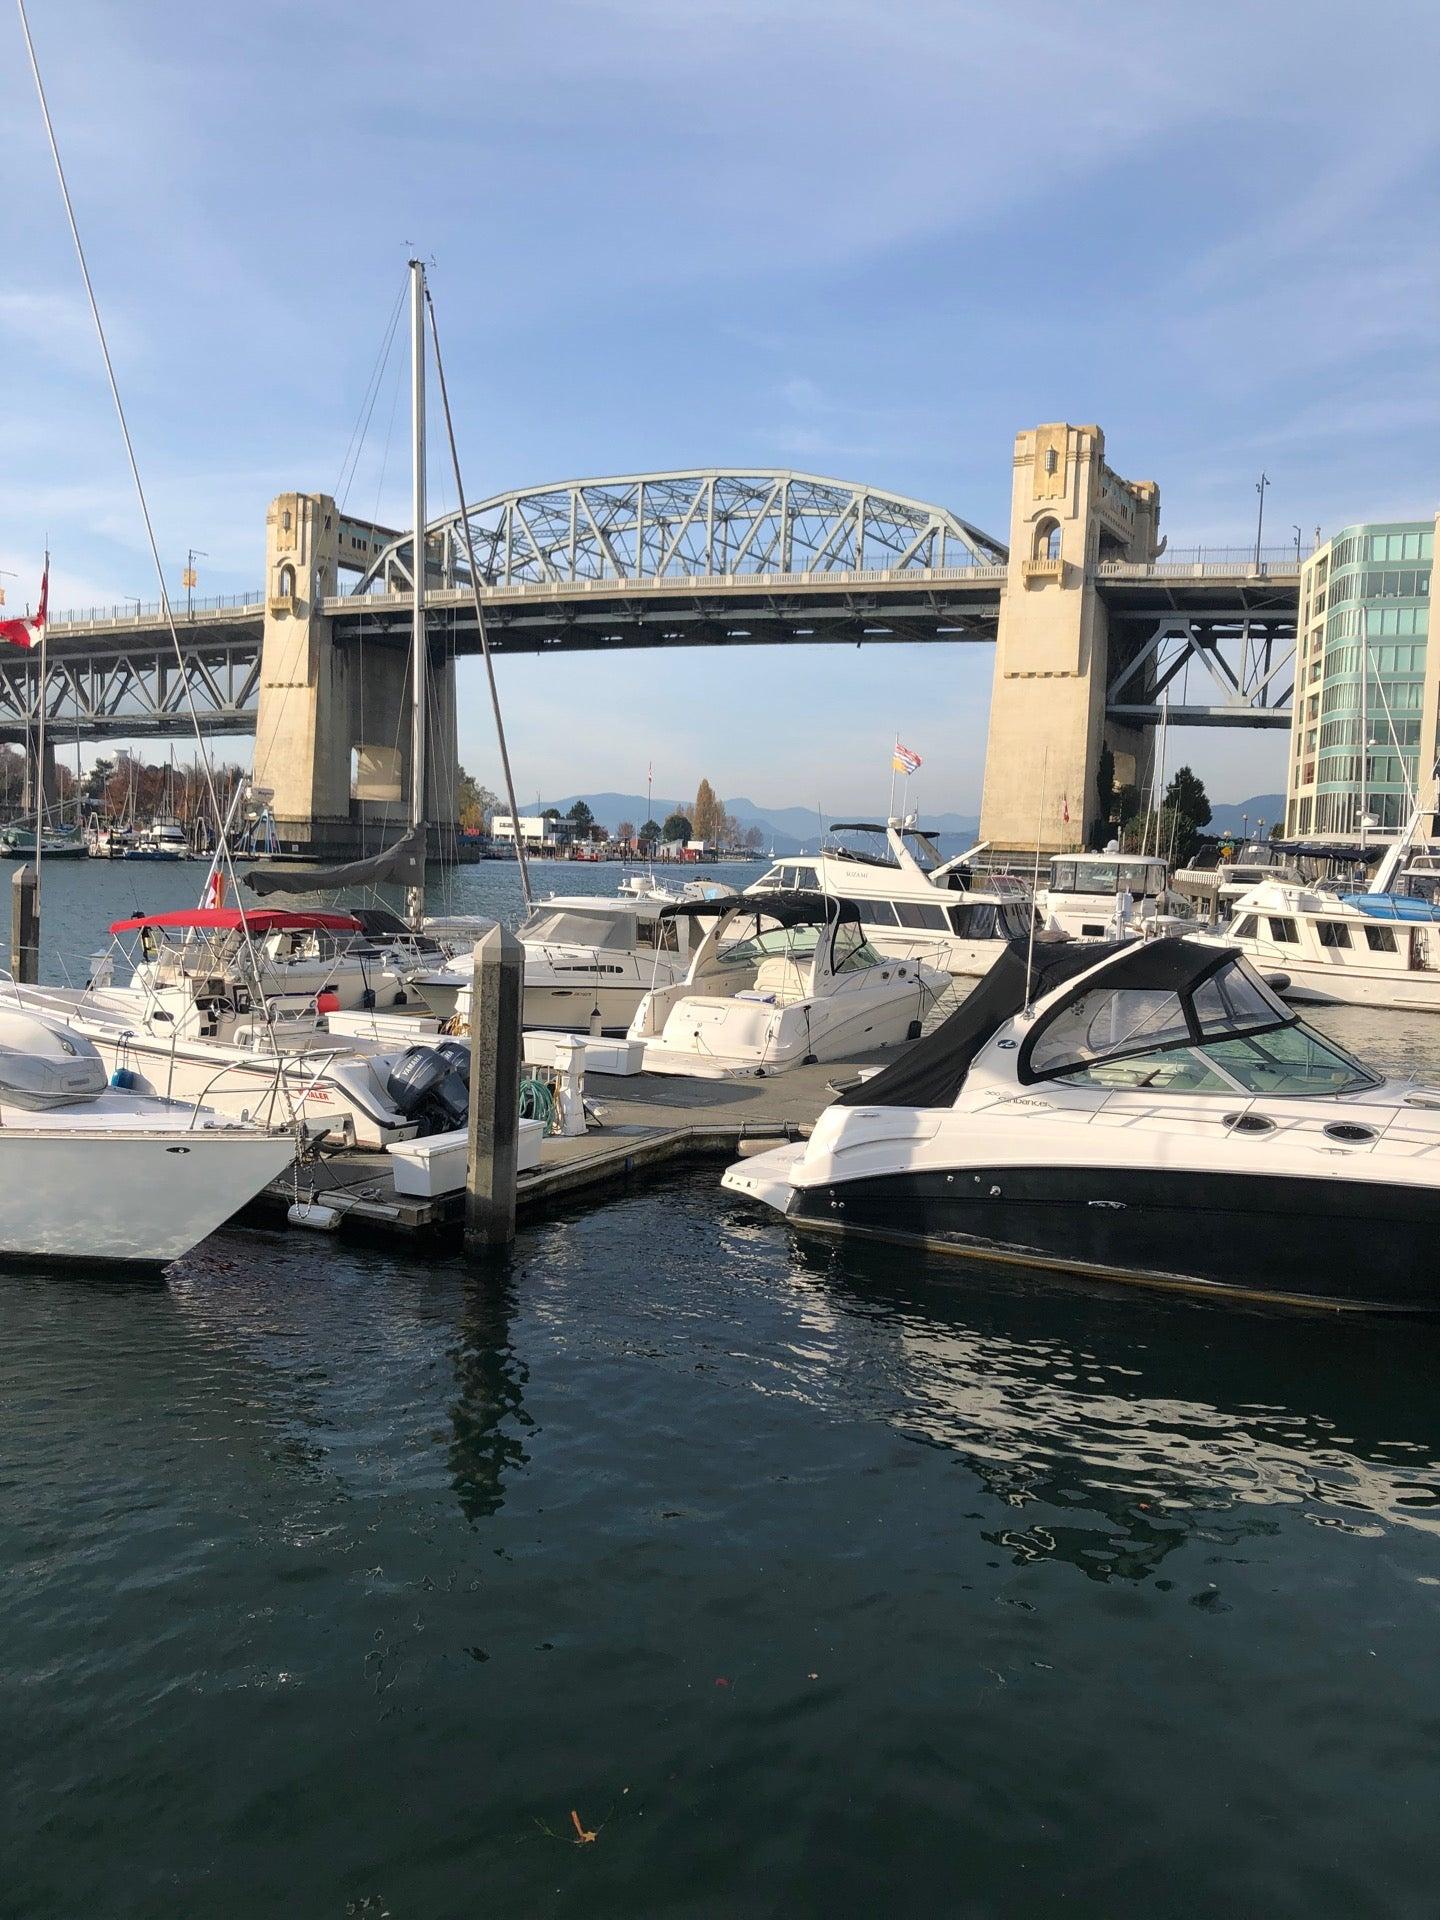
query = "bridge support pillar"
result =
(253, 492, 459, 862)
(979, 424, 1159, 857)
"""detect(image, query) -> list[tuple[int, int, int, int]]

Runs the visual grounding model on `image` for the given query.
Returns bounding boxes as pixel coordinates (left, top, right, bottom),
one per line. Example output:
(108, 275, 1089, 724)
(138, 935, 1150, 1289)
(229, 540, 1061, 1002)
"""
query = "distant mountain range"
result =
(1206, 793, 1285, 835)
(533, 788, 1287, 852)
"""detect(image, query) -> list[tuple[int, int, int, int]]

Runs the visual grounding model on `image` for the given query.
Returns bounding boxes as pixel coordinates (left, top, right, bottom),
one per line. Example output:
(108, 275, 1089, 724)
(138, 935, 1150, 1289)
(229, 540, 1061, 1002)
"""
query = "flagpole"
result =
(888, 736, 898, 823)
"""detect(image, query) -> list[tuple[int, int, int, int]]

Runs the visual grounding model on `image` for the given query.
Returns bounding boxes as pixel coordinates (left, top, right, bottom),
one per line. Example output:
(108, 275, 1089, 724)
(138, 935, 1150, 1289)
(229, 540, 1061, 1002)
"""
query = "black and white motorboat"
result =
(723, 934, 1440, 1312)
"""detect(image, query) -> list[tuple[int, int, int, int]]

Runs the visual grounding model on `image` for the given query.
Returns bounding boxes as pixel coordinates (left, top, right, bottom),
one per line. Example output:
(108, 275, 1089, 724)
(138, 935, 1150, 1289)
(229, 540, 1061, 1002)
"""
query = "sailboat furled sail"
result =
(246, 820, 427, 897)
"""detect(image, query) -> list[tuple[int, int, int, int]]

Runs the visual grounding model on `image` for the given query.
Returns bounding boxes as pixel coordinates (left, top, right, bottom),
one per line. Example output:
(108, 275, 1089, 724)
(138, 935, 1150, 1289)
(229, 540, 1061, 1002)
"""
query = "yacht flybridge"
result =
(631, 891, 948, 1077)
(1037, 850, 1186, 941)
(749, 820, 1033, 978)
(724, 934, 1440, 1313)
(0, 1004, 295, 1266)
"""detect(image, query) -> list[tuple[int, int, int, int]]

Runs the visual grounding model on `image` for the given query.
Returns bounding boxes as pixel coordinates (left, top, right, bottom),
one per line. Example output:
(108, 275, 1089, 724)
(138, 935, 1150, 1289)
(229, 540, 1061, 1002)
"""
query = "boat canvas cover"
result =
(1337, 892, 1440, 923)
(109, 908, 363, 935)
(245, 821, 427, 898)
(836, 937, 1117, 1108)
(659, 889, 861, 928)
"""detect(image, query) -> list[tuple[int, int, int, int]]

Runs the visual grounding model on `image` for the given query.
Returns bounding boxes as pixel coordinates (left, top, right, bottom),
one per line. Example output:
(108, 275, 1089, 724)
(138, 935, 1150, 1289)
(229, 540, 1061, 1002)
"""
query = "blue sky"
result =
(3, 0, 1439, 815)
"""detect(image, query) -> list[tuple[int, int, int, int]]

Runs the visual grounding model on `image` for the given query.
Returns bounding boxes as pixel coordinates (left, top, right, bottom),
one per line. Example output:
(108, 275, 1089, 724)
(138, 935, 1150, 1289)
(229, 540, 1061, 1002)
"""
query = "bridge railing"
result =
(343, 563, 1009, 604)
(48, 591, 263, 629)
(1097, 553, 1301, 581)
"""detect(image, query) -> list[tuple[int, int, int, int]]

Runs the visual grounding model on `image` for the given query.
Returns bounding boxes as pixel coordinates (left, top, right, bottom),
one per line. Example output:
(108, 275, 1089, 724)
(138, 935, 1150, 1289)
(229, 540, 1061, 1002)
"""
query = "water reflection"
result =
(774, 1225, 1440, 1572)
(446, 1263, 533, 1522)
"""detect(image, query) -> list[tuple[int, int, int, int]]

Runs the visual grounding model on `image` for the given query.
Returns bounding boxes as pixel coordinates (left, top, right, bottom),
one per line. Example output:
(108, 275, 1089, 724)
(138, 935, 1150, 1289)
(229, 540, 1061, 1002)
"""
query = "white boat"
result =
(723, 934, 1440, 1313)
(411, 889, 728, 1032)
(1207, 787, 1440, 1011)
(748, 820, 1034, 978)
(133, 818, 190, 860)
(1036, 849, 1188, 941)
(631, 891, 948, 1078)
(0, 1003, 295, 1266)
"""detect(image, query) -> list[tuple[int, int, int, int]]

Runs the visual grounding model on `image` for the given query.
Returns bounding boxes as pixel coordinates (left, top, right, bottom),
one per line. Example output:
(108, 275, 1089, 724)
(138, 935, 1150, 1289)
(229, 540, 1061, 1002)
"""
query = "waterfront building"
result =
(492, 813, 573, 852)
(1286, 518, 1439, 838)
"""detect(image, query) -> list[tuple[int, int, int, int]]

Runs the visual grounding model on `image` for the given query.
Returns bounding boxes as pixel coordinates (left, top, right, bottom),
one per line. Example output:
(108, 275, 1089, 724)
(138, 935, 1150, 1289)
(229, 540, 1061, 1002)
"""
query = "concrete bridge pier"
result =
(978, 424, 1159, 856)
(252, 492, 458, 862)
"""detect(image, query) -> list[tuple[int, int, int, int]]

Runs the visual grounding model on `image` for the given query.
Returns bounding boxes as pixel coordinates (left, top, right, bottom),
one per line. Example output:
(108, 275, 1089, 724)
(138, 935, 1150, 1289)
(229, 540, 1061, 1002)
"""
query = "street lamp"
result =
(1292, 524, 1303, 563)
(183, 547, 208, 621)
(1253, 474, 1269, 574)
(124, 596, 141, 619)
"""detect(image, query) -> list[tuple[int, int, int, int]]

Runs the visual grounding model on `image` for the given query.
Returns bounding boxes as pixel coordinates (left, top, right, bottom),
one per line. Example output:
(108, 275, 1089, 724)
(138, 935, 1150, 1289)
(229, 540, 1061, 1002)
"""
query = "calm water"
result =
(4, 857, 1440, 1917)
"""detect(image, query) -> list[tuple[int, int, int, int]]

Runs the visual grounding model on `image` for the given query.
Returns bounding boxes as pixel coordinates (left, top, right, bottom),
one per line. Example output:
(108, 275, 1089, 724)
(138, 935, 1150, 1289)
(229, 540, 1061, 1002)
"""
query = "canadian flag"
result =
(0, 563, 47, 649)
(201, 860, 224, 910)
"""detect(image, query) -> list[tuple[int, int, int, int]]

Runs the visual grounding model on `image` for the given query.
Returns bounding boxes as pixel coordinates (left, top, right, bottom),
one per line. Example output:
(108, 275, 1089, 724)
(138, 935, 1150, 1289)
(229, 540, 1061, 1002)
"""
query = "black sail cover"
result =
(246, 821, 427, 898)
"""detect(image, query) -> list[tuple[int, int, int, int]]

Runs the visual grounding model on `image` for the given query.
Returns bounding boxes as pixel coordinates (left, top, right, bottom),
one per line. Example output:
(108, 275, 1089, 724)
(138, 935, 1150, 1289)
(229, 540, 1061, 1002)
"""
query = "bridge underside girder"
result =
(331, 581, 1001, 654)
(0, 636, 263, 746)
(1104, 606, 1296, 731)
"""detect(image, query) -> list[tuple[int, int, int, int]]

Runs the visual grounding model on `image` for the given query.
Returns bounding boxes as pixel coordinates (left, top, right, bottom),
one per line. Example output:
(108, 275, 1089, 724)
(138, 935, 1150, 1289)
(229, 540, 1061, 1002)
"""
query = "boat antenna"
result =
(424, 281, 533, 912)
(1023, 748, 1049, 1015)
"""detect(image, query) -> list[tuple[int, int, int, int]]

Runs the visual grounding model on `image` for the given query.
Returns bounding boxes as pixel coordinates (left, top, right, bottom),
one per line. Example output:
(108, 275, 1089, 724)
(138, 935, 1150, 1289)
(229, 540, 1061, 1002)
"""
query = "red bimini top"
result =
(108, 908, 364, 936)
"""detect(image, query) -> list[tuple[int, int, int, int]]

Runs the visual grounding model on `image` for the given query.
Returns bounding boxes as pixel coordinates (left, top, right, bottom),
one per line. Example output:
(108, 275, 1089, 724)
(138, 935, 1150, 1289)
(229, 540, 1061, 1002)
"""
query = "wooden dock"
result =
(253, 1053, 894, 1240)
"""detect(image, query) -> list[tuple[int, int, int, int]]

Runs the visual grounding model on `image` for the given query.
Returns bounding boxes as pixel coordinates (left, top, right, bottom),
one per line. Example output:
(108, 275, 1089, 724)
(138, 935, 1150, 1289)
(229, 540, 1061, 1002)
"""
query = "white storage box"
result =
(386, 1116, 544, 1198)
(324, 1010, 440, 1044)
(523, 1031, 646, 1076)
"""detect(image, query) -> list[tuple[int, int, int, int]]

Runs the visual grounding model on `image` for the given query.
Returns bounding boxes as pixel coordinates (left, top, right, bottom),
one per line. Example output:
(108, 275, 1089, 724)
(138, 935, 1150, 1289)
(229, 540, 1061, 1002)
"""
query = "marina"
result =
(6, 1, 1440, 1913)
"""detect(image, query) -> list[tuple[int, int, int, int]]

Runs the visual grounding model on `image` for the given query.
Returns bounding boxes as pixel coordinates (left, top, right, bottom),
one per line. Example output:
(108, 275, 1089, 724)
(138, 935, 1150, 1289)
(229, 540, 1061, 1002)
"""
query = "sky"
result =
(3, 0, 1439, 816)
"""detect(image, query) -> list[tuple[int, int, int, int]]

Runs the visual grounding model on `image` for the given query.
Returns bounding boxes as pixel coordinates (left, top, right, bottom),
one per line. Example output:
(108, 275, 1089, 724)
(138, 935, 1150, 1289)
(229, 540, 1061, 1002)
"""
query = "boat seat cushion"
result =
(751, 956, 811, 1003)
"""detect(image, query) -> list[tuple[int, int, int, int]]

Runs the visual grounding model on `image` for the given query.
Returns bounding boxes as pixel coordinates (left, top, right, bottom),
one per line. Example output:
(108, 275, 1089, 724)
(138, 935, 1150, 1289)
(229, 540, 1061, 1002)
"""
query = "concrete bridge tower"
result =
(252, 491, 458, 859)
(979, 424, 1159, 855)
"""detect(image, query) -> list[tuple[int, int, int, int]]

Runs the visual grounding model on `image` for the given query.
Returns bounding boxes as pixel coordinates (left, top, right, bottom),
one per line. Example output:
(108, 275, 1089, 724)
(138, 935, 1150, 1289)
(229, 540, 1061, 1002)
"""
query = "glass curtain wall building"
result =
(1286, 520, 1436, 838)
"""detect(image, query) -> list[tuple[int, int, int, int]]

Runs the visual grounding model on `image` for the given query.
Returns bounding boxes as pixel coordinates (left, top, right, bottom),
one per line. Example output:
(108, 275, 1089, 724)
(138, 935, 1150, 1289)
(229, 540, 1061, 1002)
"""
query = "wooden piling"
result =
(464, 925, 523, 1251)
(10, 863, 38, 985)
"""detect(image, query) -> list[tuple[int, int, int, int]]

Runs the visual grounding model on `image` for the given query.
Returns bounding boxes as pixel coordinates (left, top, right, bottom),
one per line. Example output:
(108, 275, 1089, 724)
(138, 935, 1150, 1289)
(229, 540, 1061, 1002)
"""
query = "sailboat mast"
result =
(407, 256, 428, 926)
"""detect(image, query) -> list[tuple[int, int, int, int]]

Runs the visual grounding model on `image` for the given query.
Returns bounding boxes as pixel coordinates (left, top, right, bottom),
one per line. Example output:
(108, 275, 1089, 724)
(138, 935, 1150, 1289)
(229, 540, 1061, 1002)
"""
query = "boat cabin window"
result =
(636, 916, 680, 953)
(832, 926, 884, 974)
(1365, 926, 1398, 953)
(895, 901, 949, 931)
(858, 899, 899, 926)
(1231, 914, 1259, 939)
(1266, 917, 1299, 944)
(1022, 955, 1378, 1096)
(1049, 859, 1164, 898)
(791, 865, 819, 889)
(1316, 921, 1351, 949)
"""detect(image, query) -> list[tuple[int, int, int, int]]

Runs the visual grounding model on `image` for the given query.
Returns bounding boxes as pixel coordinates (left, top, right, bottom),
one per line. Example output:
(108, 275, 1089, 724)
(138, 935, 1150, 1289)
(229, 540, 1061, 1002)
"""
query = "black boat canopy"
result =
(658, 889, 860, 928)
(840, 935, 1250, 1109)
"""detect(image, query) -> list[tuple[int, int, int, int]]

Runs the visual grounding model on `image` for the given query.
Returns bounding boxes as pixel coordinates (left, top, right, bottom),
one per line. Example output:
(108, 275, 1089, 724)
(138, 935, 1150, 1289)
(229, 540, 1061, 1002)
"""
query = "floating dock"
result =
(253, 1053, 892, 1240)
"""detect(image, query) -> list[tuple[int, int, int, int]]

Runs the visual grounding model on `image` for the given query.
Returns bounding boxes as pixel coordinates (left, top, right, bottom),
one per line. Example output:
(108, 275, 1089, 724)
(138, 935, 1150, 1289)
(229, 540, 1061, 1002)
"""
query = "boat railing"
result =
(182, 1044, 347, 1137)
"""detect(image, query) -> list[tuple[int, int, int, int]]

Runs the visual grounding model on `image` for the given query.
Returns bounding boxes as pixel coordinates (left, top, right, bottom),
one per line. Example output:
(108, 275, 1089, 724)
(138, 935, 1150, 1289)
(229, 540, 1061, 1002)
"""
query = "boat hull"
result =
(774, 1163, 1440, 1312)
(0, 1126, 294, 1265)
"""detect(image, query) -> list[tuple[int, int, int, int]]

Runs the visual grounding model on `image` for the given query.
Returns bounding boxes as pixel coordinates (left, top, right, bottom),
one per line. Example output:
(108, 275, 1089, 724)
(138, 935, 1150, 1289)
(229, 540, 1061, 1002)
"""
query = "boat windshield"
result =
(1049, 859, 1165, 898)
(1025, 956, 1378, 1096)
(716, 923, 822, 966)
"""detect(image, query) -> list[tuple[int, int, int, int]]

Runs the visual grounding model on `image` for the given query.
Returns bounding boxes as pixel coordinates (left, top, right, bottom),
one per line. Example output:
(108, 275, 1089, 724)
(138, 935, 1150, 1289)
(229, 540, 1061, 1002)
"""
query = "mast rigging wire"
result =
(18, 0, 268, 1007)
(424, 285, 533, 911)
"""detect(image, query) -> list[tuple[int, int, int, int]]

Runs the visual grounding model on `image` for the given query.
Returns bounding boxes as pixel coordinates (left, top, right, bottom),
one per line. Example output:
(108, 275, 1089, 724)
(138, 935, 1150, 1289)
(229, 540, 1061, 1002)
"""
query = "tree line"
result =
(457, 767, 765, 850)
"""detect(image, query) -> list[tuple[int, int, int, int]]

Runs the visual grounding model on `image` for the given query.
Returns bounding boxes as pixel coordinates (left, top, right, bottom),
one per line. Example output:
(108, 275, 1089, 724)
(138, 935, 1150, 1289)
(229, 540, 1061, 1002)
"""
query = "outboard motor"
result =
(386, 1042, 471, 1136)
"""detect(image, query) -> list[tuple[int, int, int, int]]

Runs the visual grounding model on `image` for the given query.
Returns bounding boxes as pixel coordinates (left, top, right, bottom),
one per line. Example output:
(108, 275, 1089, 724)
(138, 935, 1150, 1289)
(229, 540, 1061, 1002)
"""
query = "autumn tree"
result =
(616, 819, 635, 843)
(456, 767, 499, 834)
(691, 778, 725, 843)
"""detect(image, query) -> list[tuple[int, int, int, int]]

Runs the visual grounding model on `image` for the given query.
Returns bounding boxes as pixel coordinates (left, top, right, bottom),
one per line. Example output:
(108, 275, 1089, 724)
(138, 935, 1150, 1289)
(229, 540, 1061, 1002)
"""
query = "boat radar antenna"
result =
(1023, 749, 1050, 1016)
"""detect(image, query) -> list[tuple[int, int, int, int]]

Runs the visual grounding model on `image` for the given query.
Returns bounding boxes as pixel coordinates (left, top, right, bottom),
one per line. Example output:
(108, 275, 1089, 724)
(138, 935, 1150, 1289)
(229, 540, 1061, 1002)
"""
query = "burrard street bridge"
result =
(24, 433, 1303, 856)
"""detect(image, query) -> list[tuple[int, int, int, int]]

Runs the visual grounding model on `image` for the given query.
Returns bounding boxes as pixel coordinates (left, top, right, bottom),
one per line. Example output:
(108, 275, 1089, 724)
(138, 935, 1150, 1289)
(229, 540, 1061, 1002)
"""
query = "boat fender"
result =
(906, 1019, 923, 1040)
(110, 1066, 140, 1091)
(360, 988, 377, 1010)
(287, 1201, 341, 1232)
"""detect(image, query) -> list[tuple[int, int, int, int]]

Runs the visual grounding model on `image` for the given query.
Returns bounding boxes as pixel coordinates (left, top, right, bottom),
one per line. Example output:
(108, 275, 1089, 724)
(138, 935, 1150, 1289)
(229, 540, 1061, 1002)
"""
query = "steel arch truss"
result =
(1106, 614, 1296, 729)
(0, 638, 262, 744)
(354, 469, 1007, 593)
